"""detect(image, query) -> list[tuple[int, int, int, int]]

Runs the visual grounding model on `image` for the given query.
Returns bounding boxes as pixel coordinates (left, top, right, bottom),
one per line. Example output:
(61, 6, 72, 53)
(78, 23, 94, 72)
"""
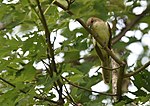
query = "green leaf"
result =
(133, 70, 150, 92)
(0, 89, 18, 106)
(68, 74, 84, 83)
(64, 49, 80, 62)
(15, 62, 36, 83)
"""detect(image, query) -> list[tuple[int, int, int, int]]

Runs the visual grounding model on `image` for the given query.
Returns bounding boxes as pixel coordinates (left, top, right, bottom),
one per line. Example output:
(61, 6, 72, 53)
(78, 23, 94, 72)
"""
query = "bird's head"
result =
(86, 17, 101, 28)
(86, 17, 94, 27)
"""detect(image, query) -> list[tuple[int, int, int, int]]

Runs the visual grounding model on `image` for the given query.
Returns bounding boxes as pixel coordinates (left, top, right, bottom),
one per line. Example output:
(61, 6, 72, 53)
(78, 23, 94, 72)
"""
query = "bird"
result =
(86, 17, 112, 84)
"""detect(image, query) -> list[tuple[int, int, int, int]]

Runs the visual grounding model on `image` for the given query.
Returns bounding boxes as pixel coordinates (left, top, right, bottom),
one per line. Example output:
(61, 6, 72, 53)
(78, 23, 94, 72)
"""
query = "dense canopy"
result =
(0, 0, 150, 105)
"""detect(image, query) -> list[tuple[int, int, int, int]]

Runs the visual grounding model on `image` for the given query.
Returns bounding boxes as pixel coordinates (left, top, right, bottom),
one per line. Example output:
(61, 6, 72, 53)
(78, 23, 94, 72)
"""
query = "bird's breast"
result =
(92, 21, 110, 45)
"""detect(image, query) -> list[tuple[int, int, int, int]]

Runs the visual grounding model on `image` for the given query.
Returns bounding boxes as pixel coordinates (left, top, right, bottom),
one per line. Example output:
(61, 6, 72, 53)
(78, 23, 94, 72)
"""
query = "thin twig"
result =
(41, 59, 53, 76)
(66, 0, 75, 9)
(61, 76, 117, 96)
(34, 96, 58, 104)
(62, 93, 75, 106)
(52, 30, 57, 48)
(100, 66, 121, 71)
(124, 60, 150, 78)
(0, 77, 27, 94)
(95, 66, 121, 73)
(63, 83, 77, 105)
(95, 66, 101, 73)
(0, 77, 58, 104)
(41, 59, 49, 67)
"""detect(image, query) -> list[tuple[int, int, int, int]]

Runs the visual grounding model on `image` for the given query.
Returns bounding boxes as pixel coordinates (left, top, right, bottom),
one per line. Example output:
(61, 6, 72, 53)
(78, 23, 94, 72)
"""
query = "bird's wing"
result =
(107, 22, 112, 49)
(95, 43, 105, 62)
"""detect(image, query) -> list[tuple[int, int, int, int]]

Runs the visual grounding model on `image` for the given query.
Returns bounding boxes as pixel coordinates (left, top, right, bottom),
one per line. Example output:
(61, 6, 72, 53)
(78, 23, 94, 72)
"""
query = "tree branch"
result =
(61, 76, 117, 96)
(35, 0, 57, 75)
(124, 60, 150, 78)
(112, 6, 150, 45)
(53, 1, 125, 66)
(35, 1, 65, 104)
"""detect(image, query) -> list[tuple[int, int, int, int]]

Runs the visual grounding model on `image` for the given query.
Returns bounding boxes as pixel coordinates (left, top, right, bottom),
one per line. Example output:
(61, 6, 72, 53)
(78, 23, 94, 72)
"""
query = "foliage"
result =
(0, 0, 150, 105)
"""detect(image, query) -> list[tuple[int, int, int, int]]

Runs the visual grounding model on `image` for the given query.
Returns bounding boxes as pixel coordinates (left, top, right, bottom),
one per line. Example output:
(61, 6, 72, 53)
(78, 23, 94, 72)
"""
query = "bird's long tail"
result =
(95, 44, 111, 84)
(102, 57, 111, 84)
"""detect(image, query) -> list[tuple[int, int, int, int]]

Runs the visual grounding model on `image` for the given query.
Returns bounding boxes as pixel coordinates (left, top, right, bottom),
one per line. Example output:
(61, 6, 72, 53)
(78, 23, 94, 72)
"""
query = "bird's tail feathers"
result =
(102, 58, 111, 84)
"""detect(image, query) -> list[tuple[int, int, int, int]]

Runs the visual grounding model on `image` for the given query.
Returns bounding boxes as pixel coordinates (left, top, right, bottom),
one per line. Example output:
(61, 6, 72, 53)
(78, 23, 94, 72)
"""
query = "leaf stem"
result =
(61, 76, 117, 96)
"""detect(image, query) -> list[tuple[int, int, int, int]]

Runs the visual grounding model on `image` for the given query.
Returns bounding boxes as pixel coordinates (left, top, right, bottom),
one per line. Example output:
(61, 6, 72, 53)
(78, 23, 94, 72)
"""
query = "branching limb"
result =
(124, 60, 150, 78)
(41, 59, 53, 76)
(35, 0, 57, 74)
(61, 76, 117, 96)
(53, 1, 125, 66)
(112, 6, 150, 45)
(66, 0, 75, 9)
(35, 0, 65, 104)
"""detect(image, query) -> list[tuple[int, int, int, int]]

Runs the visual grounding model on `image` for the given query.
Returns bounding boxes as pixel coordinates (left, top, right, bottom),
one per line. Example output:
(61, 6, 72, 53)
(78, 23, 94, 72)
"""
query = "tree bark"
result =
(111, 56, 119, 101)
